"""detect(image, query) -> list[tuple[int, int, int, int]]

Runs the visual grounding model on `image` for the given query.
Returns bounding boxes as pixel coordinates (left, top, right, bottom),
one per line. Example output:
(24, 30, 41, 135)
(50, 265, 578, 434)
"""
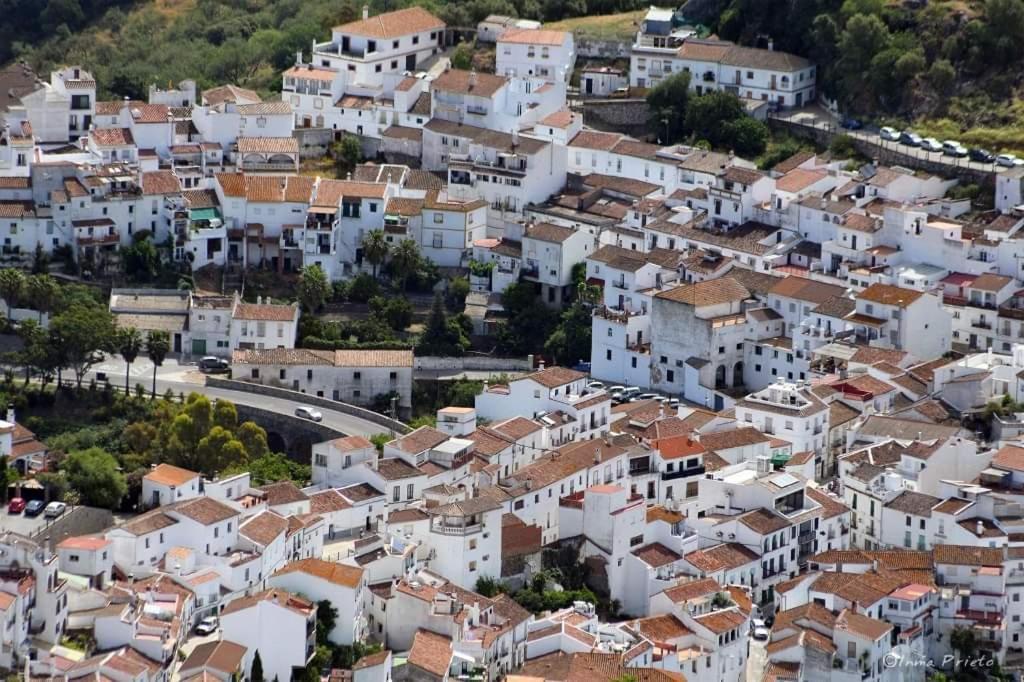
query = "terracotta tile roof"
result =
(738, 508, 791, 534)
(203, 84, 261, 106)
(933, 544, 1004, 566)
(236, 136, 298, 154)
(390, 426, 449, 454)
(540, 109, 576, 128)
(805, 487, 850, 519)
(220, 588, 313, 618)
(500, 28, 568, 45)
(933, 497, 972, 515)
(566, 653, 684, 682)
(141, 171, 181, 195)
(776, 168, 826, 193)
(273, 557, 363, 588)
(180, 640, 247, 675)
(236, 102, 292, 116)
(722, 165, 764, 185)
(526, 221, 576, 243)
(432, 68, 506, 97)
(491, 416, 543, 440)
(699, 427, 771, 451)
(836, 609, 891, 641)
(284, 64, 338, 81)
(628, 614, 692, 642)
(57, 535, 110, 551)
(334, 6, 444, 37)
(993, 444, 1024, 472)
(685, 542, 759, 573)
(886, 490, 941, 517)
(655, 277, 750, 306)
(91, 128, 134, 146)
(376, 458, 424, 480)
(569, 129, 623, 151)
(660, 577, 721, 603)
(117, 508, 177, 536)
(232, 301, 297, 321)
(502, 514, 543, 556)
(775, 602, 837, 631)
(386, 196, 425, 216)
(0, 201, 34, 218)
(524, 365, 587, 388)
(858, 283, 924, 308)
(258, 481, 309, 506)
(694, 608, 747, 634)
(128, 102, 170, 123)
(408, 629, 453, 677)
(501, 436, 630, 492)
(646, 505, 684, 525)
(632, 542, 682, 567)
(353, 650, 390, 670)
(769, 276, 846, 303)
(144, 463, 199, 487)
(169, 497, 237, 526)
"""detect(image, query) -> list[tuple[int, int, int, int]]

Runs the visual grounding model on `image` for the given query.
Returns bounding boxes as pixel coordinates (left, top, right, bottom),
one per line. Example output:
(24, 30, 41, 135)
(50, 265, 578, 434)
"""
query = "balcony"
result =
(432, 522, 482, 536)
(241, 161, 298, 172)
(594, 305, 645, 323)
(662, 465, 705, 481)
(971, 319, 993, 330)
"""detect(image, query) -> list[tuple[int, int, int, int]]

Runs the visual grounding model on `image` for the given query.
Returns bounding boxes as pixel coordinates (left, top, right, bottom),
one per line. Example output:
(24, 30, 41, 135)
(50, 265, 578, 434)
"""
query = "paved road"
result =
(86, 356, 396, 439)
(746, 637, 767, 682)
(771, 106, 1003, 175)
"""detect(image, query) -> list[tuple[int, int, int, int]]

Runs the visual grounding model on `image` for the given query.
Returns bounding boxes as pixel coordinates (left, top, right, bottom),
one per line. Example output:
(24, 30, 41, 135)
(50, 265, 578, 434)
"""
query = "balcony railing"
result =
(972, 319, 993, 330)
(662, 465, 705, 481)
(432, 523, 482, 536)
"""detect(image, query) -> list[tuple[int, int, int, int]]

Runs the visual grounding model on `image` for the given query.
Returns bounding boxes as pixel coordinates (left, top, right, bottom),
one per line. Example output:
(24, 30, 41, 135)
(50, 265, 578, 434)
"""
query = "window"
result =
(433, 232, 443, 248)
(354, 371, 361, 380)
(315, 454, 327, 467)
(406, 484, 414, 499)
(469, 561, 476, 571)
(393, 487, 400, 502)
(629, 535, 644, 547)
(433, 212, 444, 224)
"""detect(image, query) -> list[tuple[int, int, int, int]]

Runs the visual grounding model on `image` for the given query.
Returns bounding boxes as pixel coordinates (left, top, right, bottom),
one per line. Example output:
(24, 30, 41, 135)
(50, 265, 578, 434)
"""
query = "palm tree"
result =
(146, 330, 171, 398)
(362, 229, 389, 279)
(0, 268, 26, 322)
(390, 239, 420, 292)
(117, 327, 143, 394)
(25, 273, 59, 324)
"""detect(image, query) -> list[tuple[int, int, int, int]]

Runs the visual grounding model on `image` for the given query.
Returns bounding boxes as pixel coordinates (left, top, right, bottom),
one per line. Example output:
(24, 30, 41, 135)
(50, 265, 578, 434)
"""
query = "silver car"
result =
(294, 406, 323, 422)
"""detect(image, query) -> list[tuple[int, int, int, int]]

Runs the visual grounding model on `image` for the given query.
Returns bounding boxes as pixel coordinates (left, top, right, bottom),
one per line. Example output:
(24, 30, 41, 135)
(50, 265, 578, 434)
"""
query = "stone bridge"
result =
(234, 404, 346, 463)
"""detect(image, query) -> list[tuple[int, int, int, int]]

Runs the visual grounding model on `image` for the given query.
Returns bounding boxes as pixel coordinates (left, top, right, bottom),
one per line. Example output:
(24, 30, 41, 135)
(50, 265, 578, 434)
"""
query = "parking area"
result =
(0, 506, 65, 538)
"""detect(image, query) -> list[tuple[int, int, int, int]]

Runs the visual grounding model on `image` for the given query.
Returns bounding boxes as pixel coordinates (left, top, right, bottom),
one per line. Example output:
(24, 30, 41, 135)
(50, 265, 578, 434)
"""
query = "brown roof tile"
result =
(272, 557, 363, 588)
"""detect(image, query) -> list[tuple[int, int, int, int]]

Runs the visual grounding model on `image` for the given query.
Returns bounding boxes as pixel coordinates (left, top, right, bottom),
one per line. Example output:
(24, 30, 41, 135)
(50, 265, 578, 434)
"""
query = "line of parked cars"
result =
(587, 381, 680, 407)
(877, 125, 1023, 166)
(8, 497, 66, 518)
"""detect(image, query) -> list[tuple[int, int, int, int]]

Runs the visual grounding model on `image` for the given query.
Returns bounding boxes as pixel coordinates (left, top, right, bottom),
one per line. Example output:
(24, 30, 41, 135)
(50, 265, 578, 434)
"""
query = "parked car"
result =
(198, 356, 230, 373)
(636, 393, 660, 402)
(920, 137, 943, 152)
(899, 131, 923, 147)
(752, 619, 770, 640)
(195, 616, 219, 635)
(294, 406, 323, 422)
(24, 500, 45, 517)
(969, 148, 996, 163)
(587, 381, 605, 390)
(44, 501, 67, 518)
(997, 153, 1022, 167)
(942, 140, 968, 157)
(840, 117, 862, 130)
(879, 126, 901, 141)
(7, 498, 25, 514)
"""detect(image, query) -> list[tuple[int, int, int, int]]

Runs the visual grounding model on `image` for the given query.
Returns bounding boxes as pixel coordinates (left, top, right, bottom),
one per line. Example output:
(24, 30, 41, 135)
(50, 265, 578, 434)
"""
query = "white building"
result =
(496, 29, 576, 84)
(141, 463, 201, 509)
(220, 589, 317, 681)
(269, 558, 368, 645)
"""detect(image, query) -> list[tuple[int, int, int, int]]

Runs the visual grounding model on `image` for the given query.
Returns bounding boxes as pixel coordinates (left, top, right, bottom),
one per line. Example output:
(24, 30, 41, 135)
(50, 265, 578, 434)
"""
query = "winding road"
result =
(86, 356, 394, 438)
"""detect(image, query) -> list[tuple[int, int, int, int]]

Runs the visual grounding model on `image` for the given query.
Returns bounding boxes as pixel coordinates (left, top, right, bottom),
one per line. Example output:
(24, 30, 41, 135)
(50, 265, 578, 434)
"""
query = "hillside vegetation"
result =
(687, 0, 1024, 146)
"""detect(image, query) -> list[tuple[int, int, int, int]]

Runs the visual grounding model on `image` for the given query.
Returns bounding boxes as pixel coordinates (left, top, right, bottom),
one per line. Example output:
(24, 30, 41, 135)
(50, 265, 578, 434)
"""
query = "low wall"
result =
(294, 128, 335, 159)
(576, 37, 631, 59)
(413, 356, 533, 372)
(206, 377, 411, 434)
(580, 99, 651, 138)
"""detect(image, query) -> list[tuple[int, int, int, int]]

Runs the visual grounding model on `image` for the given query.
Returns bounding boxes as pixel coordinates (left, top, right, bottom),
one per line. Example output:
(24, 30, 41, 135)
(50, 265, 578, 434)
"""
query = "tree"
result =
(17, 319, 47, 385)
(122, 235, 160, 282)
(25, 273, 59, 324)
(298, 264, 330, 313)
(684, 91, 745, 148)
(316, 600, 338, 646)
(61, 447, 127, 509)
(332, 135, 362, 177)
(837, 13, 891, 104)
(927, 58, 956, 99)
(50, 305, 115, 387)
(390, 239, 421, 292)
(236, 421, 270, 460)
(117, 327, 143, 394)
(417, 292, 468, 356)
(646, 70, 691, 143)
(370, 297, 412, 332)
(0, 268, 26, 322)
(721, 117, 769, 157)
(146, 331, 170, 398)
(214, 399, 238, 431)
(251, 650, 264, 682)
(448, 276, 470, 308)
(362, 229, 389, 279)
(497, 282, 558, 356)
(475, 576, 503, 597)
(451, 42, 474, 70)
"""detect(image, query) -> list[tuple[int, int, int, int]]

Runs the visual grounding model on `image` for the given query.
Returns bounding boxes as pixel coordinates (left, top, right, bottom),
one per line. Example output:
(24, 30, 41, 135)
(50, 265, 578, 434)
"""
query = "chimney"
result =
(362, 4, 369, 20)
(511, 127, 519, 148)
(468, 70, 477, 91)
(538, 359, 545, 370)
(767, 38, 774, 51)
(659, 403, 666, 420)
(5, 404, 13, 424)
(296, 51, 303, 65)
(594, 449, 601, 465)
(976, 519, 984, 536)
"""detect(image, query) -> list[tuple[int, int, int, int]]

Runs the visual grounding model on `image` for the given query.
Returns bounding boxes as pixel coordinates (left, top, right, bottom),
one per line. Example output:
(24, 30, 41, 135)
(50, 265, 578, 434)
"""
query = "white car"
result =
(997, 154, 1023, 168)
(294, 406, 323, 422)
(587, 381, 605, 390)
(921, 137, 942, 152)
(879, 126, 901, 141)
(195, 616, 219, 635)
(751, 618, 770, 641)
(44, 501, 66, 518)
(942, 140, 968, 157)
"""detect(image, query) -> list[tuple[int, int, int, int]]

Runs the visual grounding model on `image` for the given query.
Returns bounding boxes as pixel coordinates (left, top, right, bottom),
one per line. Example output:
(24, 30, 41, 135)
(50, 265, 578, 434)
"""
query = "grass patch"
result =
(914, 99, 1024, 156)
(546, 10, 645, 41)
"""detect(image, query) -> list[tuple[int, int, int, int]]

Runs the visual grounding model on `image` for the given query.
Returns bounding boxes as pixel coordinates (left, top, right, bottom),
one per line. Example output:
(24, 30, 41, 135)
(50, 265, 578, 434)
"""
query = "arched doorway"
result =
(715, 365, 726, 389)
(733, 362, 744, 387)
